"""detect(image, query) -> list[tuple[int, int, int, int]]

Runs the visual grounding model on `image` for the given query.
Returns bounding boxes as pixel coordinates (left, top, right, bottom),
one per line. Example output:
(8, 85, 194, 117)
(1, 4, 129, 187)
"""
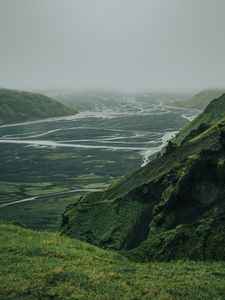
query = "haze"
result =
(0, 0, 225, 92)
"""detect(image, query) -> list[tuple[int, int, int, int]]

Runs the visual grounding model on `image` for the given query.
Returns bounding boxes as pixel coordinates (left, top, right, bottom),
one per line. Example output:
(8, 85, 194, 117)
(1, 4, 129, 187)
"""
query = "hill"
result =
(175, 93, 225, 145)
(61, 93, 225, 261)
(170, 89, 225, 110)
(1, 222, 225, 300)
(0, 88, 76, 125)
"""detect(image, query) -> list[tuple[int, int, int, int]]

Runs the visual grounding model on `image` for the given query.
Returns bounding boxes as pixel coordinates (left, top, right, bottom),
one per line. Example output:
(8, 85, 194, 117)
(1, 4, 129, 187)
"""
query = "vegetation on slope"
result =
(61, 93, 225, 261)
(170, 89, 225, 110)
(175, 93, 225, 145)
(1, 222, 225, 300)
(0, 88, 76, 125)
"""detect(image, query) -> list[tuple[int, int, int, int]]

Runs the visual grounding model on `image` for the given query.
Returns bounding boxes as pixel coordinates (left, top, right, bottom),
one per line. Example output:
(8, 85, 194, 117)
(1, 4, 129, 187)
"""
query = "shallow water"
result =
(0, 92, 198, 180)
(0, 92, 199, 200)
(0, 92, 200, 229)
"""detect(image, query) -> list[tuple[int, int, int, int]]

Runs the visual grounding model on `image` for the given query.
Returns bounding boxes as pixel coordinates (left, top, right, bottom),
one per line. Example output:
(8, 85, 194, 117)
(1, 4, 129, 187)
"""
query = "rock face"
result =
(0, 88, 76, 125)
(61, 94, 225, 261)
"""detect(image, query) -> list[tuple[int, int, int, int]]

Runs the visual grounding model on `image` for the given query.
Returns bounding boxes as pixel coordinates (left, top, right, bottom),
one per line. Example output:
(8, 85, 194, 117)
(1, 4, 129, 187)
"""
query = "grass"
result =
(0, 222, 225, 300)
(0, 174, 112, 231)
(0, 195, 81, 231)
(25, 186, 69, 197)
(170, 89, 224, 110)
(175, 93, 225, 145)
(0, 181, 69, 204)
(44, 152, 80, 160)
(82, 182, 109, 189)
(75, 174, 104, 180)
(61, 96, 225, 259)
(84, 160, 115, 165)
(0, 88, 76, 125)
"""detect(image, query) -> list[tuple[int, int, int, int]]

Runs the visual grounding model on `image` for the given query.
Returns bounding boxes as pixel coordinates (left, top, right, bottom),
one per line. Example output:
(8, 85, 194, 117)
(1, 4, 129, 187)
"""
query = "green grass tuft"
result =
(1, 222, 225, 300)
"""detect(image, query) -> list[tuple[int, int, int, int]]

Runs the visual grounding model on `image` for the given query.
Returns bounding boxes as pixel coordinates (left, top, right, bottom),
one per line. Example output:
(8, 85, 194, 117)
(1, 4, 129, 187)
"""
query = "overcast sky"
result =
(0, 0, 225, 92)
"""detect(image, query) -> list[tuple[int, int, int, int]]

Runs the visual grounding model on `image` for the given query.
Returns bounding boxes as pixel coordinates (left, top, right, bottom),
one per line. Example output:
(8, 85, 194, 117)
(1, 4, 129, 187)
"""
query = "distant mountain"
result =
(61, 93, 225, 261)
(0, 88, 76, 125)
(171, 89, 225, 110)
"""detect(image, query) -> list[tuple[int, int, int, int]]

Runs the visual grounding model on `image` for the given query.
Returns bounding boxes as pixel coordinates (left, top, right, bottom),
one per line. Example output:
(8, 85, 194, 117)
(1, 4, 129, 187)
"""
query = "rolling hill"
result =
(61, 93, 225, 261)
(0, 88, 76, 125)
(175, 93, 225, 145)
(1, 222, 225, 300)
(170, 89, 225, 110)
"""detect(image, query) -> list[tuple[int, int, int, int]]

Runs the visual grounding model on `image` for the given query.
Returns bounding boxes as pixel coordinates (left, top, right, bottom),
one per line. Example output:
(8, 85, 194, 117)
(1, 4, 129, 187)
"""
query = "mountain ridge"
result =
(0, 88, 77, 125)
(170, 88, 225, 110)
(60, 93, 225, 261)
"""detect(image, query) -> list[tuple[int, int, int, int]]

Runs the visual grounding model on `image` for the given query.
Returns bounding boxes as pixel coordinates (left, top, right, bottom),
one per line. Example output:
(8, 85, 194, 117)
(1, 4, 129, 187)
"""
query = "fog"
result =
(0, 0, 225, 92)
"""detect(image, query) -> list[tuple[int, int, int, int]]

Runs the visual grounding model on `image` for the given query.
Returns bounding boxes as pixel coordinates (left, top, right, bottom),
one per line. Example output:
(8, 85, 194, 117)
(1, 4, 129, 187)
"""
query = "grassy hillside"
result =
(1, 222, 225, 300)
(175, 93, 225, 145)
(0, 88, 76, 125)
(171, 89, 225, 110)
(61, 93, 225, 261)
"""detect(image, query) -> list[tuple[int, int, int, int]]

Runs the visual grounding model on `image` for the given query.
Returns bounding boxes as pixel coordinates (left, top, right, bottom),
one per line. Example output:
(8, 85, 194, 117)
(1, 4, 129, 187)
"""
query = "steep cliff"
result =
(61, 94, 225, 261)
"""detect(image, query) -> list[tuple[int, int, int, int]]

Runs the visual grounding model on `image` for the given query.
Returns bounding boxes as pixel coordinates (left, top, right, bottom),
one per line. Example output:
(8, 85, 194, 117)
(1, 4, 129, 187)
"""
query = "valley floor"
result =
(0, 222, 225, 300)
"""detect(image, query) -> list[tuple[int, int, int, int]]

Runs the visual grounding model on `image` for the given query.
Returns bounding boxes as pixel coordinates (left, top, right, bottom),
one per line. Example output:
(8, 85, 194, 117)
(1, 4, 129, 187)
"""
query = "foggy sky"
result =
(0, 0, 225, 92)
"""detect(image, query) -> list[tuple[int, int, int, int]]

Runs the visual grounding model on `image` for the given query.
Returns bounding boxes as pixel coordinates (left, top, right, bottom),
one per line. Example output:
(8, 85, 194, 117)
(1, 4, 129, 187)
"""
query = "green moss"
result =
(175, 93, 225, 145)
(0, 181, 21, 193)
(170, 89, 225, 110)
(0, 194, 81, 231)
(218, 158, 225, 167)
(188, 154, 199, 160)
(129, 217, 225, 262)
(61, 195, 152, 250)
(75, 174, 104, 180)
(61, 95, 225, 261)
(81, 182, 109, 189)
(25, 186, 69, 196)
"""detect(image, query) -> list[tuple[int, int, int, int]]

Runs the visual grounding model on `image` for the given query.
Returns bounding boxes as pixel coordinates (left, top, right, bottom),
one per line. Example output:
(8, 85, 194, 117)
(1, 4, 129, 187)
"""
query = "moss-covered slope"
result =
(171, 88, 225, 110)
(1, 222, 225, 300)
(61, 94, 225, 261)
(175, 93, 225, 145)
(0, 88, 76, 125)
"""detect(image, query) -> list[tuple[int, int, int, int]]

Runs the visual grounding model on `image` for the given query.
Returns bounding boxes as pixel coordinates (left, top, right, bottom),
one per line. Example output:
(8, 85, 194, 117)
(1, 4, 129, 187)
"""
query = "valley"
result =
(0, 88, 76, 124)
(1, 2, 225, 298)
(61, 93, 225, 261)
(0, 92, 198, 230)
